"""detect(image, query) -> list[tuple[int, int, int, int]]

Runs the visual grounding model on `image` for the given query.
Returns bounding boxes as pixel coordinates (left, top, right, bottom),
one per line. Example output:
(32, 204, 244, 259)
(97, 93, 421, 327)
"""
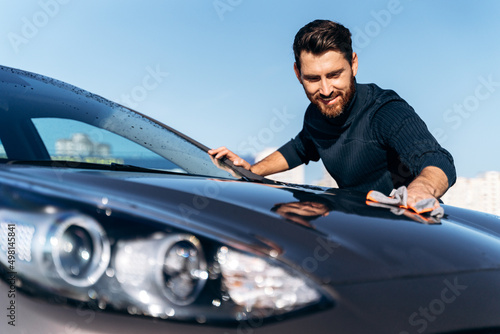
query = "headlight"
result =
(0, 209, 110, 295)
(0, 207, 332, 325)
(49, 213, 110, 287)
(218, 246, 321, 312)
(104, 233, 207, 318)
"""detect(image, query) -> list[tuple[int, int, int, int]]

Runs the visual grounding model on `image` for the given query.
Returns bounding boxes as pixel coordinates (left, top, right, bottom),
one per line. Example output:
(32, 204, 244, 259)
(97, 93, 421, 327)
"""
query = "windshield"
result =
(0, 66, 241, 179)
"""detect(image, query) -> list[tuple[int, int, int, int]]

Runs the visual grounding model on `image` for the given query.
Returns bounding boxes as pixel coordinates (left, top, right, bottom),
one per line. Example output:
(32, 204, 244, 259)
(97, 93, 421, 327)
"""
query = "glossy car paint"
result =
(1, 65, 500, 333)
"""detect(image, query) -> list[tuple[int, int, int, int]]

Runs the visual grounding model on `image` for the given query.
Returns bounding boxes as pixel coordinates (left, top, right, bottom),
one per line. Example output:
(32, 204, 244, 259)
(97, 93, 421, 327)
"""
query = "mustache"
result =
(319, 92, 334, 99)
(318, 91, 342, 99)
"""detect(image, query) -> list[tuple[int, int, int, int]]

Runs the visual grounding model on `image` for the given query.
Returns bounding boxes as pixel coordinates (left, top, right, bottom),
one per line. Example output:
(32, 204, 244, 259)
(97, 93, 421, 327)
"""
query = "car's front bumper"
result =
(3, 270, 500, 334)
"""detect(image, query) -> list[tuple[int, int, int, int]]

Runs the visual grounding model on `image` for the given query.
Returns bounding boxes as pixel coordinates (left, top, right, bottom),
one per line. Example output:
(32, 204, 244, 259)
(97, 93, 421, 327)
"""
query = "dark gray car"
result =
(1, 65, 500, 334)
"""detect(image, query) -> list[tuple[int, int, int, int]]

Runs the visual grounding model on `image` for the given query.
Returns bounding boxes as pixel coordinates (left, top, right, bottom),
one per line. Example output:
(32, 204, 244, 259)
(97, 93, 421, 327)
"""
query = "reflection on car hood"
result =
(3, 165, 500, 286)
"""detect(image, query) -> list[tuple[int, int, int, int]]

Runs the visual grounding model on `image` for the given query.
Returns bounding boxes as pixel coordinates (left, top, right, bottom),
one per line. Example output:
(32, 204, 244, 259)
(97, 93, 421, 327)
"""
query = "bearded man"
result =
(209, 19, 456, 211)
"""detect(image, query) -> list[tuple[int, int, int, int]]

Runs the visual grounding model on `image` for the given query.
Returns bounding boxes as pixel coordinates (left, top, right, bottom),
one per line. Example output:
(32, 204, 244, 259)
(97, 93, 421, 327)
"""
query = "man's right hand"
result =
(208, 147, 251, 170)
(209, 147, 290, 177)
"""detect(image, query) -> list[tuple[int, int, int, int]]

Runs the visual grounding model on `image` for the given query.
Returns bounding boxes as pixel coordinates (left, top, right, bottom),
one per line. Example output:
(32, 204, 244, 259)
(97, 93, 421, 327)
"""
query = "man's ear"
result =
(351, 52, 358, 77)
(293, 62, 302, 84)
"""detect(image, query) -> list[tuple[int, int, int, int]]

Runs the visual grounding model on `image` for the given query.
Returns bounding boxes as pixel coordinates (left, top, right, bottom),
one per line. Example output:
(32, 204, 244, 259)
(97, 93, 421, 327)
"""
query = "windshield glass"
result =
(0, 67, 239, 179)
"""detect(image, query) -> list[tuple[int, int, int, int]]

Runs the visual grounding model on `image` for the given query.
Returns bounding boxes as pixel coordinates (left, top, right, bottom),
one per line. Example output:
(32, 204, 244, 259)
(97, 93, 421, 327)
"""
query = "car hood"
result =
(3, 165, 500, 286)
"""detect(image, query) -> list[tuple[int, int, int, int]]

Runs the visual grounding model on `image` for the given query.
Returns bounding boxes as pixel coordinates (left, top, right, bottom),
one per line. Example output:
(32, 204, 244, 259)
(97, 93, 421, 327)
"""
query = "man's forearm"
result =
(414, 166, 449, 197)
(250, 151, 290, 176)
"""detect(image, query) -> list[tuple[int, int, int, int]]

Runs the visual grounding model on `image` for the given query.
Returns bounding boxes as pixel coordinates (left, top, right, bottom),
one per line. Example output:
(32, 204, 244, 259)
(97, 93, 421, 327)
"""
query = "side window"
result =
(32, 118, 185, 172)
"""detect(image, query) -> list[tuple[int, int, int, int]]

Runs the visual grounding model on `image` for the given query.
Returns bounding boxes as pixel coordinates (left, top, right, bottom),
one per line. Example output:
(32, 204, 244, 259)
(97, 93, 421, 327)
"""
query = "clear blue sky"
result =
(2, 0, 499, 183)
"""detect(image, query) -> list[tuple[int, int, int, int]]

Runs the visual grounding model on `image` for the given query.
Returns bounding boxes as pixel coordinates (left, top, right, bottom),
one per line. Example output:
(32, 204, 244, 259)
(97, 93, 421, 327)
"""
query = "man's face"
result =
(294, 50, 358, 118)
(274, 201, 330, 217)
(273, 201, 330, 227)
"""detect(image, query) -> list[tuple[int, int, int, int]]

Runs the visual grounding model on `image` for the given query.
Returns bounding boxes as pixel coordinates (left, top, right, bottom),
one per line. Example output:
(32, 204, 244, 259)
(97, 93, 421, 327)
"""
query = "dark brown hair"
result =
(293, 20, 353, 72)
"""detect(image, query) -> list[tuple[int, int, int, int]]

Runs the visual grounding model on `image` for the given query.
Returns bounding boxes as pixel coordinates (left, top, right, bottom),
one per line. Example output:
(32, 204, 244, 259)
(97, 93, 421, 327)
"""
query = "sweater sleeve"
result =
(372, 101, 457, 188)
(277, 129, 320, 169)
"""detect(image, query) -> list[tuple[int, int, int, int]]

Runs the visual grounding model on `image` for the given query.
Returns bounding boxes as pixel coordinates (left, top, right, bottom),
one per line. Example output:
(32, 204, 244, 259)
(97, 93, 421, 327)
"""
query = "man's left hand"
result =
(406, 166, 449, 212)
(406, 181, 440, 212)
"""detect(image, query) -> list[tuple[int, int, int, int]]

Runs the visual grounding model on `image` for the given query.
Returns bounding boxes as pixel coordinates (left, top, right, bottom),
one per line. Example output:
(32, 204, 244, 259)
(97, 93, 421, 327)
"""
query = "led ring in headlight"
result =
(113, 232, 207, 314)
(48, 213, 110, 287)
(0, 209, 110, 292)
(161, 236, 207, 305)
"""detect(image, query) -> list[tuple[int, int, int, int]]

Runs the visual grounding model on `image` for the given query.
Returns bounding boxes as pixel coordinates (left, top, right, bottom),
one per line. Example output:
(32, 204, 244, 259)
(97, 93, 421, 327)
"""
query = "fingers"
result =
(208, 147, 251, 170)
(406, 182, 441, 213)
(208, 146, 232, 160)
(407, 196, 440, 214)
(407, 195, 438, 208)
(231, 156, 251, 169)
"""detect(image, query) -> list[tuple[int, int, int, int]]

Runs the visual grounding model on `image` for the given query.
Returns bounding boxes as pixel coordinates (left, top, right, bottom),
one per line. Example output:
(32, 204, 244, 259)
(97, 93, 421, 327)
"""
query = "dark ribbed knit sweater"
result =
(278, 83, 456, 195)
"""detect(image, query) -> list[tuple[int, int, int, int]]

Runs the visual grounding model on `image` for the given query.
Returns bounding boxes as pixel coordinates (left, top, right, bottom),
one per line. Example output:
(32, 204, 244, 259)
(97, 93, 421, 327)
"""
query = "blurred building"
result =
(55, 133, 111, 157)
(441, 171, 500, 216)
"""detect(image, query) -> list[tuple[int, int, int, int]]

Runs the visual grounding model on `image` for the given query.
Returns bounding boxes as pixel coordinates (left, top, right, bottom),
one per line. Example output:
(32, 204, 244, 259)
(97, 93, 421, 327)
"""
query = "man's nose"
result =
(319, 78, 333, 97)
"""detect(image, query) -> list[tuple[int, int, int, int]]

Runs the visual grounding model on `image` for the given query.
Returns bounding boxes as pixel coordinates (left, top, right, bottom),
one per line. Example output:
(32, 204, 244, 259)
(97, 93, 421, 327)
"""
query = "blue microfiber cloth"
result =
(366, 186, 444, 221)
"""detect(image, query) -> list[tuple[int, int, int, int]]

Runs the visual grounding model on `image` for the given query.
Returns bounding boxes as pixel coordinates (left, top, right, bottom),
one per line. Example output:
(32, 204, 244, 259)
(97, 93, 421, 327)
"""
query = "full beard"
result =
(308, 76, 356, 118)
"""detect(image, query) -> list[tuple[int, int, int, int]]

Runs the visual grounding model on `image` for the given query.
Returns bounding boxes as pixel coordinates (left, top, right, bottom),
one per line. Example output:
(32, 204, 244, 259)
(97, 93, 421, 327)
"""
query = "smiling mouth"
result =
(319, 95, 339, 105)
